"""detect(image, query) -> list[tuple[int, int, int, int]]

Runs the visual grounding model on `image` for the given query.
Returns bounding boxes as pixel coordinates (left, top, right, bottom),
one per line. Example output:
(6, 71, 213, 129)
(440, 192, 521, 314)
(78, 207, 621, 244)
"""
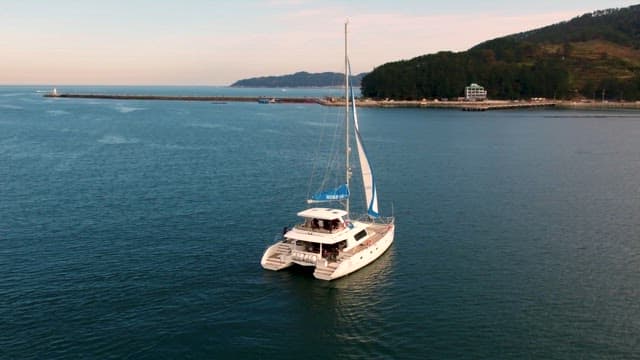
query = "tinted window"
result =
(354, 230, 367, 241)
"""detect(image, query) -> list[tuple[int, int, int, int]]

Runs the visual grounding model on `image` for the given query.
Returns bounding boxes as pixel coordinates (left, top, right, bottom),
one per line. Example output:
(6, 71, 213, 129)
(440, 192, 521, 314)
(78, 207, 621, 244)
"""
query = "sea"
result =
(1, 85, 639, 359)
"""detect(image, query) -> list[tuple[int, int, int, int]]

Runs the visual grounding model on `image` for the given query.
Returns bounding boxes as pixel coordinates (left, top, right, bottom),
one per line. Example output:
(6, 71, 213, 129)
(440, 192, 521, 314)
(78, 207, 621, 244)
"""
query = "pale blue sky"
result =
(1, 0, 637, 85)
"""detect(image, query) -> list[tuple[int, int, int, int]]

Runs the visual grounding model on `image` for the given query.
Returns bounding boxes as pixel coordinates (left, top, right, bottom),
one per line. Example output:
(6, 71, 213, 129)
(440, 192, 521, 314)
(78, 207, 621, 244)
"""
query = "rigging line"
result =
(306, 59, 350, 201)
(306, 102, 331, 199)
(306, 96, 343, 198)
(318, 107, 343, 190)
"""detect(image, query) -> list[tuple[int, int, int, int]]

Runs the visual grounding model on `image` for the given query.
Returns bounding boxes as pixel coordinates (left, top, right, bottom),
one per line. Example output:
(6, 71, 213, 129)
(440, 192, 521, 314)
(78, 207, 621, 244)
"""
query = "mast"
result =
(344, 21, 350, 215)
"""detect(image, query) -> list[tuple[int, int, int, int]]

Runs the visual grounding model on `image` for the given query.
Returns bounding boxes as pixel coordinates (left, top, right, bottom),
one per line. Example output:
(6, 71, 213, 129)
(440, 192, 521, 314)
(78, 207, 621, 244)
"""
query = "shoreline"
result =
(44, 93, 640, 111)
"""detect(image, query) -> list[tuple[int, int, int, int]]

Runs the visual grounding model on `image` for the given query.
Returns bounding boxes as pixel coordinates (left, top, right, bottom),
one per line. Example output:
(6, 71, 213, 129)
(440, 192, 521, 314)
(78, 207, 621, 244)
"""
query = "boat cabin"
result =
(282, 208, 369, 265)
(296, 208, 348, 233)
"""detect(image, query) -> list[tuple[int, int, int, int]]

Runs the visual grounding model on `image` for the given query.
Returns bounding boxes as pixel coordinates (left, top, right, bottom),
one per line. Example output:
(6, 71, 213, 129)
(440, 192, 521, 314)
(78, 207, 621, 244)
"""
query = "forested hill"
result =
(361, 5, 640, 101)
(231, 71, 367, 87)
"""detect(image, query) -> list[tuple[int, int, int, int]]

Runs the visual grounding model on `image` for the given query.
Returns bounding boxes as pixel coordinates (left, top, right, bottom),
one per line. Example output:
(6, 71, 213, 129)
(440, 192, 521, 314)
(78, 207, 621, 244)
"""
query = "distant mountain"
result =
(362, 5, 640, 101)
(231, 71, 367, 88)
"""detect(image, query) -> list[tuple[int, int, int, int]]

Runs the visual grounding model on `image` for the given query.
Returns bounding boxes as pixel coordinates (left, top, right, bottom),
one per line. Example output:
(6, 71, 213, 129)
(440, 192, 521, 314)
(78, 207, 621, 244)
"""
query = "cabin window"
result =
(354, 230, 367, 241)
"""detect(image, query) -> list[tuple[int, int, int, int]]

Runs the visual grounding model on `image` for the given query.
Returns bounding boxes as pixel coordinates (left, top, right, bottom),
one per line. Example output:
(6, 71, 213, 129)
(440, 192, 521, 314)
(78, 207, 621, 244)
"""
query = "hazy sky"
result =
(1, 0, 637, 85)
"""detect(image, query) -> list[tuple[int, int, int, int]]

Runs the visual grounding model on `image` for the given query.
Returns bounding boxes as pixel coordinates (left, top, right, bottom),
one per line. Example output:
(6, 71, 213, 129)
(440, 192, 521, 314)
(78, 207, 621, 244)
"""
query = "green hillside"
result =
(231, 71, 366, 88)
(361, 5, 640, 101)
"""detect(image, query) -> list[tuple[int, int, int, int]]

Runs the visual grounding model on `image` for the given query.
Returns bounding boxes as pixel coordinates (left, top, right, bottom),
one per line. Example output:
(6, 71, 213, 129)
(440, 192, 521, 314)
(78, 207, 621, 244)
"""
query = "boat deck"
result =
(343, 223, 391, 256)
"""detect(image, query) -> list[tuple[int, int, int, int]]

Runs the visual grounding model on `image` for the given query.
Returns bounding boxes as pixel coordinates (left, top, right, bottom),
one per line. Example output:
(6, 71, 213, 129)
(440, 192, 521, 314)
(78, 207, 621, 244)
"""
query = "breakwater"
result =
(44, 93, 320, 104)
(45, 92, 640, 110)
(44, 92, 557, 110)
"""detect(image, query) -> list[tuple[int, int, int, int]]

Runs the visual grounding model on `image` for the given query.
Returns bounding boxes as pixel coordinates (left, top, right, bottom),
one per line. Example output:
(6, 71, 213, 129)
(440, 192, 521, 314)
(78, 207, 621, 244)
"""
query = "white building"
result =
(465, 83, 487, 101)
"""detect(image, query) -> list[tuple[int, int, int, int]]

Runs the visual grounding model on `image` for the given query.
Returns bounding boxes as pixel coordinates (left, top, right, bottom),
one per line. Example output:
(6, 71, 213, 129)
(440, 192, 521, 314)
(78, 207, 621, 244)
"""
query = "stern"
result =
(261, 242, 293, 271)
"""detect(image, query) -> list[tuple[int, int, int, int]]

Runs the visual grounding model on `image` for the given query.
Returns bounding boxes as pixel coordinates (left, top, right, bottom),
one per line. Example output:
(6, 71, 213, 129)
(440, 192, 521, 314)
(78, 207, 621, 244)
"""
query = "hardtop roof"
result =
(297, 208, 348, 220)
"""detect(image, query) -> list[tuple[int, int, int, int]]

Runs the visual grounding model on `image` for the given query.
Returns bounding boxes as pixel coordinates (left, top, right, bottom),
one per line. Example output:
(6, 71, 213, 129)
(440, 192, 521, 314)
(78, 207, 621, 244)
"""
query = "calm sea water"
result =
(1, 86, 639, 359)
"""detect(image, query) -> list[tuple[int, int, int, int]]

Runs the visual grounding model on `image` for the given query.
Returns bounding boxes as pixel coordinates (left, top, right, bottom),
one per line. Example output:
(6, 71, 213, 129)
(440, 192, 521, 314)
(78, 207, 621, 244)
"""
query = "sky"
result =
(1, 0, 638, 86)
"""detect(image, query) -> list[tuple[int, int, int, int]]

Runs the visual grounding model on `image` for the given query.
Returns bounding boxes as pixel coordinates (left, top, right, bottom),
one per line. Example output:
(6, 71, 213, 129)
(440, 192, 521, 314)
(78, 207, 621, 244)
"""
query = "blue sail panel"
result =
(308, 184, 350, 203)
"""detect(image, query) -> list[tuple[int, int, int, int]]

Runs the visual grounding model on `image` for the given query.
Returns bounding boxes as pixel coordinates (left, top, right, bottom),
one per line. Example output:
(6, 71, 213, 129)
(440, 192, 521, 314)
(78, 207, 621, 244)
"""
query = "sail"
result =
(349, 60, 379, 218)
(308, 183, 350, 203)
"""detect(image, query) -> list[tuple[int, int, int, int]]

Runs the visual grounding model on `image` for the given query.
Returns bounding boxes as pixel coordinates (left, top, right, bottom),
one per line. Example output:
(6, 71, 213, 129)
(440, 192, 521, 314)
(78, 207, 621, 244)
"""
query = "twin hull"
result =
(261, 222, 394, 281)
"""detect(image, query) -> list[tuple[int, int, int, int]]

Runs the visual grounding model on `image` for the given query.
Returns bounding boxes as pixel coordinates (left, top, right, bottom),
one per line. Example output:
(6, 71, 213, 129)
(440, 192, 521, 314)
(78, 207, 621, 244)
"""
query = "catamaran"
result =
(260, 22, 395, 280)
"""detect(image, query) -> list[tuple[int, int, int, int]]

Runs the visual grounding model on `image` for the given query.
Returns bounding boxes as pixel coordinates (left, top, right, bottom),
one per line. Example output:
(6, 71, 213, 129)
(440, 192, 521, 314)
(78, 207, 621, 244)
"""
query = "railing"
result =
(294, 224, 346, 234)
(351, 214, 395, 225)
(291, 250, 320, 265)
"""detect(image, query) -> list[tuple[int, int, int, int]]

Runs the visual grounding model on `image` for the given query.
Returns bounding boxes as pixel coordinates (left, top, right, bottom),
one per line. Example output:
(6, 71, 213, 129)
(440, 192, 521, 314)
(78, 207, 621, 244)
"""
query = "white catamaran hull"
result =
(318, 223, 394, 280)
(261, 221, 394, 281)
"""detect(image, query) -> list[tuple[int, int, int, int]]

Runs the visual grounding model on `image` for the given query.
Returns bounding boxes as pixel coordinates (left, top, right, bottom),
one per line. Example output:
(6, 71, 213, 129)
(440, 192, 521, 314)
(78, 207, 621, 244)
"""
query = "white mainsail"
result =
(349, 61, 379, 218)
